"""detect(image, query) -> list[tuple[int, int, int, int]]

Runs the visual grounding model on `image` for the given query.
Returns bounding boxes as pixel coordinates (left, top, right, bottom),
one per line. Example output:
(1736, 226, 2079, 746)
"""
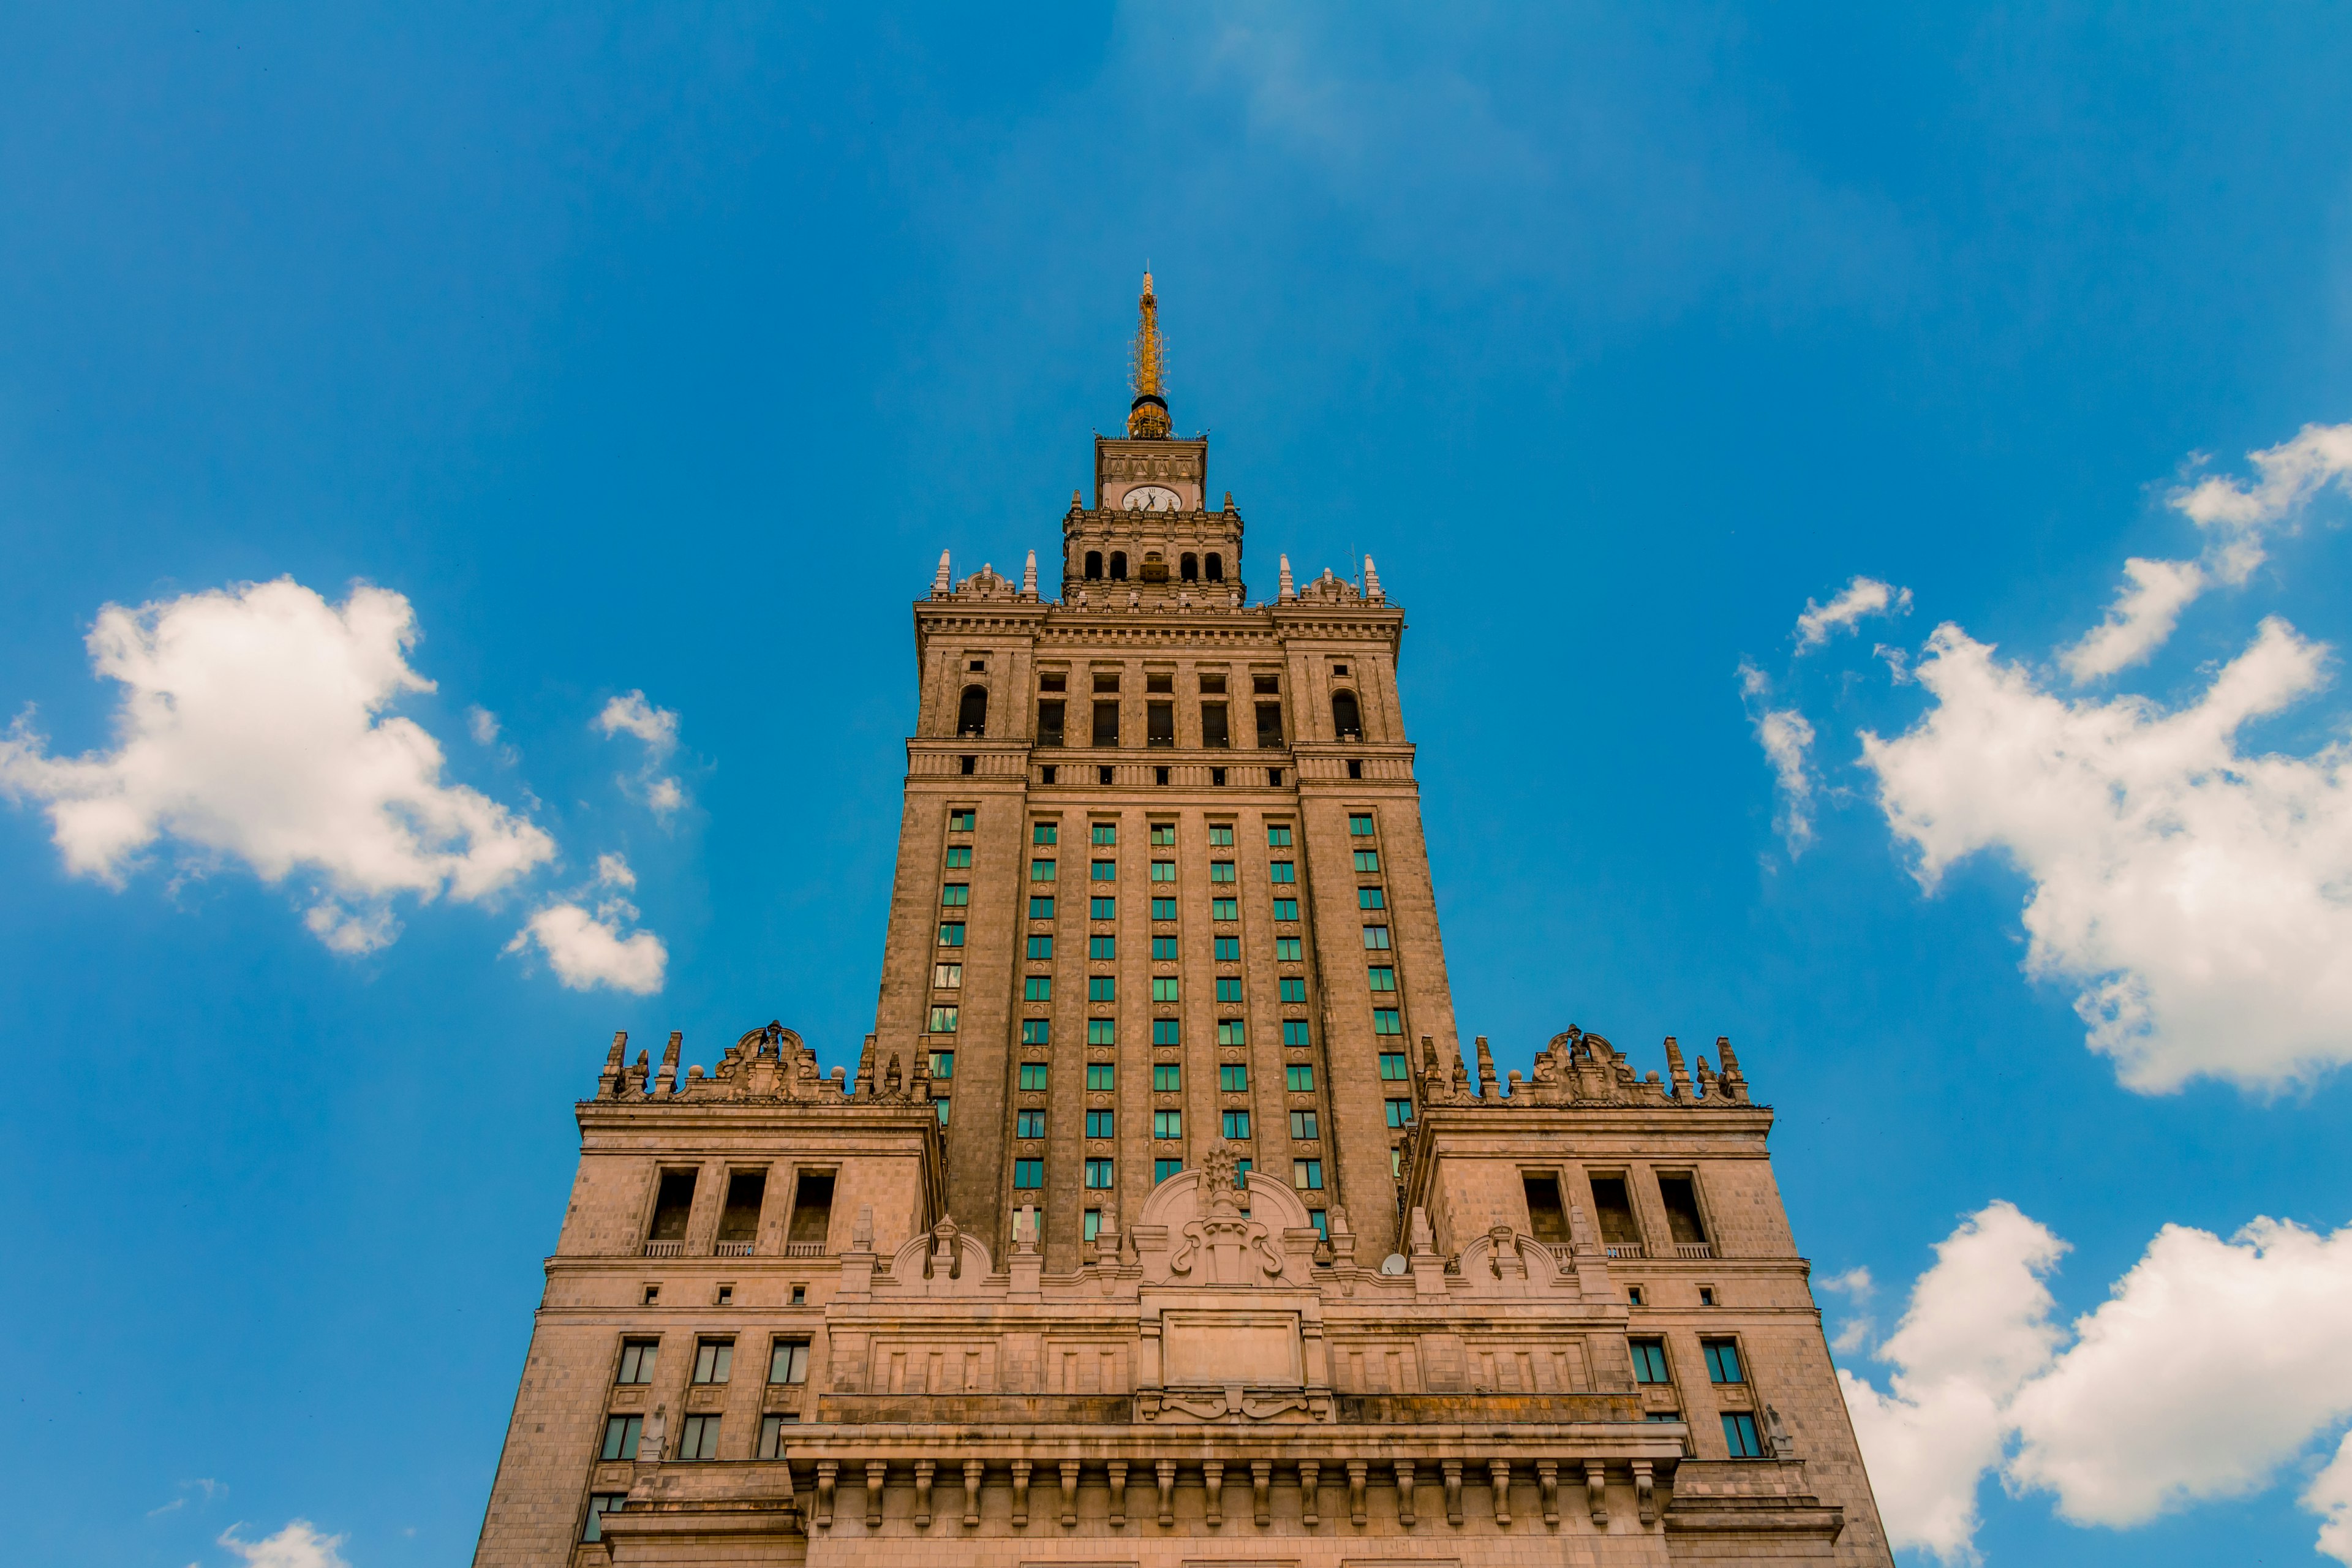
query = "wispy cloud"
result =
(1796, 576, 1912, 650)
(595, 691, 685, 818)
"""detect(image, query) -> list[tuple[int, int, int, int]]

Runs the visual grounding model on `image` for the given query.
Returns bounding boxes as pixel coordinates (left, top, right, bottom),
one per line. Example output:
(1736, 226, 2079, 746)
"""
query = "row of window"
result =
(1013, 1060, 1324, 1094)
(949, 1016, 1316, 1050)
(941, 894, 1309, 946)
(939, 810, 1377, 842)
(1012, 933, 1308, 962)
(1008, 1106, 1326, 1141)
(1019, 856, 1319, 882)
(611, 1335, 809, 1394)
(1012, 1156, 1324, 1190)
(998, 973, 1313, 1003)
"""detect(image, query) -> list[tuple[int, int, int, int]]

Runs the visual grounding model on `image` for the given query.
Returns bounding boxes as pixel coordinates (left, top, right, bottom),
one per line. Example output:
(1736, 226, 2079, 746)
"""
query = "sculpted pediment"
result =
(1131, 1145, 1318, 1288)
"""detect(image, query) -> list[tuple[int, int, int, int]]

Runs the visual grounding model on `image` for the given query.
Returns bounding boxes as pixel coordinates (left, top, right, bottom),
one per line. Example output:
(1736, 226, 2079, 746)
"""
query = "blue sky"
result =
(5, 6, 2352, 1566)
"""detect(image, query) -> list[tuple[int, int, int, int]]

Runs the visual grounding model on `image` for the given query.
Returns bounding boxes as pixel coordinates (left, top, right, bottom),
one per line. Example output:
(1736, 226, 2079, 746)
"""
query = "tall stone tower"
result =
(469, 279, 1896, 1568)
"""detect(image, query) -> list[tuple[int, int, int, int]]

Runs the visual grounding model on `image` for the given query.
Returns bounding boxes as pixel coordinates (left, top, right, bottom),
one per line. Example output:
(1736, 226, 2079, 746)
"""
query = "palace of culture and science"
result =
(471, 279, 1895, 1568)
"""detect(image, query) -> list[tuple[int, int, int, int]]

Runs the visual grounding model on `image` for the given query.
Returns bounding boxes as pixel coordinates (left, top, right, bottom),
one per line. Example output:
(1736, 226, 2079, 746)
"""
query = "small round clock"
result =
(1122, 484, 1183, 512)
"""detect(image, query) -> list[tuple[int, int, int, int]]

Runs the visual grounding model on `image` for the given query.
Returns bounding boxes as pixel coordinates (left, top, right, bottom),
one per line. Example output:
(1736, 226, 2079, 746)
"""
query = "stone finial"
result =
(1278, 554, 1295, 601)
(1021, 549, 1038, 599)
(1474, 1035, 1499, 1098)
(626, 1049, 650, 1096)
(1664, 1035, 1693, 1099)
(1071, 488, 1083, 511)
(854, 1034, 876, 1098)
(654, 1031, 682, 1098)
(1223, 489, 1235, 512)
(1363, 555, 1383, 601)
(931, 549, 952, 597)
(599, 1031, 627, 1098)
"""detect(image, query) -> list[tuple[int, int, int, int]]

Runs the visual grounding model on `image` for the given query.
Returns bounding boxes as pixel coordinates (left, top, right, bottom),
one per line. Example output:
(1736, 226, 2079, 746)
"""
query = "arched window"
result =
(1109, 551, 1128, 581)
(957, 685, 989, 737)
(1205, 552, 1224, 582)
(1332, 688, 1362, 741)
(1084, 551, 1103, 580)
(1180, 553, 1199, 581)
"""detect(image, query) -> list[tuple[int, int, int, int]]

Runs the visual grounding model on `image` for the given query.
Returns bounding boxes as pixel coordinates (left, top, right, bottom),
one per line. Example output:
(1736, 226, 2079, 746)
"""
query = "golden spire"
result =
(1126, 270, 1170, 439)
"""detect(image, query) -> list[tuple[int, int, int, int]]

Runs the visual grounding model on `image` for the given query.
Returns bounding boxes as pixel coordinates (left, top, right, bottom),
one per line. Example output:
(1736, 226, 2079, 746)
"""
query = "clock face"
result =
(1122, 484, 1184, 512)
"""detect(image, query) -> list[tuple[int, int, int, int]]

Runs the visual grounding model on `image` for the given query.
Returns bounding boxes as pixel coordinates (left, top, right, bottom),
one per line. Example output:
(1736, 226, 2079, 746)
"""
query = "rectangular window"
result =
(1151, 823, 1177, 846)
(693, 1340, 734, 1385)
(1723, 1412, 1766, 1459)
(928, 1049, 954, 1080)
(941, 883, 969, 907)
(1286, 1063, 1316, 1091)
(1267, 824, 1293, 847)
(1292, 1159, 1324, 1190)
(1358, 887, 1385, 910)
(1093, 701, 1119, 746)
(944, 845, 973, 869)
(1091, 859, 1116, 881)
(1152, 935, 1178, 960)
(601, 1414, 644, 1461)
(1029, 896, 1054, 919)
(1018, 1063, 1049, 1090)
(1090, 934, 1117, 960)
(1308, 1209, 1329, 1238)
(1210, 859, 1237, 883)
(949, 809, 976, 831)
(715, 1171, 765, 1248)
(1027, 935, 1054, 959)
(1256, 703, 1283, 746)
(1385, 1098, 1414, 1127)
(758, 1413, 799, 1457)
(1152, 976, 1179, 1001)
(1218, 1019, 1247, 1046)
(1034, 823, 1058, 845)
(1208, 824, 1235, 847)
(1272, 899, 1299, 921)
(1705, 1341, 1746, 1385)
(935, 1098, 951, 1125)
(1214, 935, 1241, 960)
(1366, 966, 1397, 992)
(1290, 1109, 1319, 1139)
(1223, 1109, 1252, 1139)
(1153, 1062, 1182, 1091)
(1091, 823, 1118, 845)
(1659, 1175, 1712, 1248)
(1275, 936, 1302, 960)
(1094, 672, 1120, 693)
(1363, 925, 1392, 949)
(1016, 1109, 1046, 1138)
(617, 1340, 658, 1384)
(1525, 1175, 1569, 1244)
(1215, 976, 1244, 1003)
(1083, 1208, 1102, 1241)
(1153, 1109, 1183, 1138)
(1085, 1158, 1115, 1188)
(1151, 895, 1177, 920)
(1085, 1109, 1115, 1138)
(1278, 977, 1306, 1002)
(1087, 1020, 1117, 1046)
(1212, 897, 1238, 920)
(648, 1169, 696, 1242)
(1090, 896, 1116, 919)
(1155, 1158, 1183, 1183)
(1630, 1339, 1671, 1384)
(1591, 1176, 1645, 1248)
(1024, 976, 1052, 1001)
(786, 1173, 834, 1248)
(1020, 1020, 1050, 1046)
(932, 962, 962, 989)
(1372, 1008, 1403, 1035)
(938, 922, 965, 947)
(1147, 700, 1175, 746)
(1219, 1062, 1249, 1091)
(1282, 1020, 1311, 1047)
(1150, 859, 1175, 881)
(1353, 849, 1380, 872)
(1031, 858, 1056, 880)
(677, 1414, 720, 1460)
(584, 1494, 626, 1544)
(1349, 813, 1374, 835)
(929, 1005, 959, 1032)
(1086, 1061, 1115, 1090)
(1013, 1159, 1044, 1188)
(1268, 861, 1296, 883)
(1152, 1018, 1181, 1046)
(1202, 701, 1229, 747)
(769, 1340, 810, 1385)
(1088, 975, 1117, 1001)
(1038, 698, 1066, 745)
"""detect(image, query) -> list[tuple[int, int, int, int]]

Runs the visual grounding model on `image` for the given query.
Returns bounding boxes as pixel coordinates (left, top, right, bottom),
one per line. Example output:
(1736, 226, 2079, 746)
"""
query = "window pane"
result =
(1152, 823, 1177, 845)
(941, 883, 969, 907)
(1219, 1063, 1248, 1091)
(1723, 1412, 1764, 1459)
(1089, 976, 1117, 1001)
(1279, 978, 1306, 1002)
(1208, 825, 1234, 846)
(1218, 1019, 1246, 1046)
(1286, 1064, 1315, 1091)
(1212, 897, 1238, 920)
(770, 1341, 810, 1384)
(1358, 888, 1384, 909)
(1014, 1159, 1044, 1188)
(1378, 1051, 1408, 1080)
(1153, 1063, 1182, 1091)
(1084, 1158, 1114, 1188)
(1016, 1109, 1044, 1137)
(1268, 861, 1295, 882)
(1027, 935, 1054, 959)
(1292, 1159, 1324, 1189)
(1210, 860, 1236, 882)
(1092, 823, 1118, 845)
(1353, 850, 1380, 872)
(1631, 1341, 1670, 1383)
(1215, 936, 1240, 960)
(929, 1050, 954, 1079)
(1091, 860, 1116, 880)
(1290, 1110, 1318, 1139)
(1363, 925, 1391, 949)
(1019, 1063, 1049, 1089)
(1272, 899, 1299, 921)
(1031, 858, 1055, 880)
(1372, 1008, 1403, 1035)
(945, 845, 972, 868)
(1366, 967, 1397, 992)
(1020, 1020, 1050, 1045)
(1151, 895, 1177, 919)
(1033, 823, 1058, 845)
(1152, 1019, 1181, 1046)
(1152, 976, 1179, 1001)
(1349, 813, 1374, 835)
(1216, 977, 1244, 1002)
(1086, 1110, 1114, 1137)
(1152, 935, 1178, 960)
(1385, 1098, 1414, 1127)
(1283, 1020, 1311, 1047)
(929, 1005, 959, 1032)
(1090, 897, 1117, 919)
(1153, 1110, 1182, 1137)
(1275, 936, 1302, 960)
(1087, 1063, 1115, 1089)
(1267, 825, 1292, 846)
(1025, 976, 1052, 1000)
(1087, 1020, 1117, 1046)
(1155, 1158, 1183, 1182)
(1150, 859, 1176, 881)
(938, 923, 965, 946)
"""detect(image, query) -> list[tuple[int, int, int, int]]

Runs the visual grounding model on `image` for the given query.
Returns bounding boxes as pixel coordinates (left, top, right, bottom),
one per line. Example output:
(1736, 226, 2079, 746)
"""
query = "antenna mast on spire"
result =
(1126, 271, 1171, 439)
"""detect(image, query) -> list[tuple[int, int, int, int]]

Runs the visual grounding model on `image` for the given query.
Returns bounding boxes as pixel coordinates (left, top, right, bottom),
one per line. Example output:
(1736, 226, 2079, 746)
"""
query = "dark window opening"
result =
(1155, 766, 1170, 785)
(1205, 552, 1224, 581)
(1268, 767, 1283, 786)
(1256, 703, 1284, 747)
(1094, 672, 1120, 692)
(1084, 551, 1103, 580)
(1039, 672, 1067, 692)
(968, 659, 986, 672)
(1659, 1175, 1711, 1247)
(716, 1172, 766, 1246)
(1147, 671, 1173, 693)
(1199, 673, 1227, 694)
(1332, 689, 1362, 740)
(1211, 767, 1227, 786)
(1524, 1174, 1569, 1245)
(1039, 764, 1057, 784)
(1589, 1176, 1643, 1248)
(959, 755, 976, 775)
(1099, 765, 1114, 785)
(1253, 674, 1281, 695)
(786, 1173, 835, 1250)
(649, 1170, 697, 1242)
(1109, 551, 1128, 581)
(1201, 703, 1230, 747)
(957, 686, 988, 737)
(1036, 700, 1065, 747)
(1347, 759, 1363, 780)
(1147, 701, 1175, 747)
(1140, 551, 1169, 582)
(1093, 701, 1120, 747)
(1181, 552, 1199, 581)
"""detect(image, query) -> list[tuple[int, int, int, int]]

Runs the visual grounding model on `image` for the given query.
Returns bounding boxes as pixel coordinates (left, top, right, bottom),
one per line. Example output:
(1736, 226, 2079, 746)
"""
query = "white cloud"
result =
(2173, 421, 2352, 546)
(1861, 614, 2352, 1091)
(1796, 575, 1912, 649)
(466, 705, 500, 745)
(218, 1520, 348, 1568)
(1818, 1265, 1876, 1354)
(508, 897, 667, 994)
(594, 852, 636, 888)
(595, 690, 685, 818)
(1842, 1203, 2352, 1564)
(0, 578, 554, 951)
(2057, 556, 2207, 682)
(1738, 660, 1819, 853)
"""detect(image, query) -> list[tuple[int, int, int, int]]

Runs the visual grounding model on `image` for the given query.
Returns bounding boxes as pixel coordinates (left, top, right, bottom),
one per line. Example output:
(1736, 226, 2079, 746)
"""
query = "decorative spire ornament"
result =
(1126, 271, 1171, 439)
(1363, 556, 1383, 601)
(1021, 549, 1038, 599)
(932, 550, 951, 597)
(1278, 554, 1295, 601)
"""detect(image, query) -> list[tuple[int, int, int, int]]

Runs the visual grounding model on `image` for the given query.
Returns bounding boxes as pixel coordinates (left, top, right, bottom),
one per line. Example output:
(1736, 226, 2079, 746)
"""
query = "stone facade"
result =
(470, 284, 1894, 1568)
